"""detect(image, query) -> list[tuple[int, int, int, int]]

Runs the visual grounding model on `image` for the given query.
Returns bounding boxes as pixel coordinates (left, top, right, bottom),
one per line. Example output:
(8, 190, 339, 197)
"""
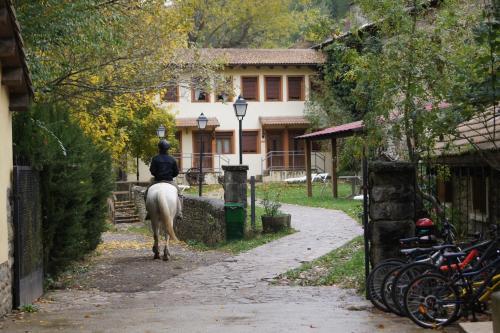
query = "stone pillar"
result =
(368, 161, 416, 265)
(222, 165, 248, 230)
(493, 291, 500, 333)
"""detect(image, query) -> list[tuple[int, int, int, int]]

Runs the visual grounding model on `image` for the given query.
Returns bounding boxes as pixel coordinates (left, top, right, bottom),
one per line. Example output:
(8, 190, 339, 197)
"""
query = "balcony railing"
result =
(261, 150, 326, 174)
(171, 153, 230, 173)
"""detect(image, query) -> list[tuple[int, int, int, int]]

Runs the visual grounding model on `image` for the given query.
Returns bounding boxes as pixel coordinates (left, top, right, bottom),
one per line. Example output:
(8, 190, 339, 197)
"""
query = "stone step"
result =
(459, 322, 492, 333)
(115, 203, 135, 209)
(114, 216, 141, 223)
(115, 207, 135, 214)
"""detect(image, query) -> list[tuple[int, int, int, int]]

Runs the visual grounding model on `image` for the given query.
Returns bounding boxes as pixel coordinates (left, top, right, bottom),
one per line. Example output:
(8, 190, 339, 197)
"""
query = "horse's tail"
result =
(157, 191, 179, 242)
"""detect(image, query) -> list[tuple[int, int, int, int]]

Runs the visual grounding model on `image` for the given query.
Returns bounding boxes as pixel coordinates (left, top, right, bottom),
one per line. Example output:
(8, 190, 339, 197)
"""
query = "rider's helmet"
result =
(158, 139, 171, 152)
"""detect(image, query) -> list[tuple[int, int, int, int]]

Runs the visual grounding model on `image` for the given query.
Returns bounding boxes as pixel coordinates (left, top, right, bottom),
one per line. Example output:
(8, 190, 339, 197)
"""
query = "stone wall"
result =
(131, 186, 147, 223)
(132, 187, 226, 245)
(175, 195, 225, 245)
(0, 188, 13, 317)
(369, 161, 416, 265)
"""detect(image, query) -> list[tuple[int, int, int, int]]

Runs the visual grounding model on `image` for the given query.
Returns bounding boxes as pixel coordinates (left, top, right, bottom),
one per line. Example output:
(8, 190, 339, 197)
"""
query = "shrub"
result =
(13, 104, 113, 275)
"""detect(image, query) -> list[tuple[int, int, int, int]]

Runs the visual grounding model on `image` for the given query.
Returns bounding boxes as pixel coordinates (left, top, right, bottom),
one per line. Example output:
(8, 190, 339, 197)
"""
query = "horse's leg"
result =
(163, 232, 170, 261)
(151, 216, 161, 260)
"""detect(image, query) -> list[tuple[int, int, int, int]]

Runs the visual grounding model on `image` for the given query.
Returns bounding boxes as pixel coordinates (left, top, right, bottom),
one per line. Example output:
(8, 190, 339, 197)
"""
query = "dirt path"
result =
(66, 225, 229, 293)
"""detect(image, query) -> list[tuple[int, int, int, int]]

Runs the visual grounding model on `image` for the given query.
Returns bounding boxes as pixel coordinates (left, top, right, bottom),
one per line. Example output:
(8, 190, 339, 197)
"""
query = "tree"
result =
(174, 0, 332, 48)
(13, 105, 113, 275)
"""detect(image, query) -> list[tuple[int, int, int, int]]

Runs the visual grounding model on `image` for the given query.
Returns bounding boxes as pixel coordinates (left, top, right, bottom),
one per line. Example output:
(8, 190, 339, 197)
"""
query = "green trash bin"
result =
(225, 202, 245, 240)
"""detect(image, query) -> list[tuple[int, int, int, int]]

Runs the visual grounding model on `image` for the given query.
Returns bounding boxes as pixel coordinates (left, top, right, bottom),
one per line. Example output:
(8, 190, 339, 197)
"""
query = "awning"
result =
(260, 116, 310, 128)
(296, 120, 364, 140)
(175, 117, 220, 128)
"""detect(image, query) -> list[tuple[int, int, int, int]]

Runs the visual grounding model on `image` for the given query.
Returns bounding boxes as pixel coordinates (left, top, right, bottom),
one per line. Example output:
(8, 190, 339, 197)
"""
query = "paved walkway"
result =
(1, 204, 451, 332)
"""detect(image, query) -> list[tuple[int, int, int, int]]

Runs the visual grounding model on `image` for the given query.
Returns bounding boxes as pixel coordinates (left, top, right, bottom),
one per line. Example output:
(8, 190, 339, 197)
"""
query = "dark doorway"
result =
(193, 132, 213, 171)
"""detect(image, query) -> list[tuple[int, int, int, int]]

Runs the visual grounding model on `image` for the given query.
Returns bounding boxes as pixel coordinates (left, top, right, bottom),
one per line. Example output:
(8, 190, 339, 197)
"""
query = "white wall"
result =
(0, 70, 12, 263)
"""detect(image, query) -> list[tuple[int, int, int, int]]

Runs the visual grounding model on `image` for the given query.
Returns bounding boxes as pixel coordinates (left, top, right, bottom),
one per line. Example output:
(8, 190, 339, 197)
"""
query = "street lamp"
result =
(233, 95, 248, 164)
(156, 124, 166, 139)
(196, 113, 208, 197)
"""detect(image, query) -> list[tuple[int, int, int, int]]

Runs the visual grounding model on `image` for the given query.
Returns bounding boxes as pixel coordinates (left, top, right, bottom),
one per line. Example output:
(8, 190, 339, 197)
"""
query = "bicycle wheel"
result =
(391, 262, 441, 315)
(367, 260, 405, 312)
(404, 273, 461, 329)
(381, 266, 405, 316)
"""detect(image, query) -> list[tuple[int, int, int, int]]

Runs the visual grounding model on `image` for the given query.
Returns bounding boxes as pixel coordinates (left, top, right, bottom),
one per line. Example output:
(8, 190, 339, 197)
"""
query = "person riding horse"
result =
(147, 139, 182, 219)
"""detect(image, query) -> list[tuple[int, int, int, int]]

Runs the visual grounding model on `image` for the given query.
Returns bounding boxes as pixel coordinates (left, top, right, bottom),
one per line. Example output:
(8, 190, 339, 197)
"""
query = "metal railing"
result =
(261, 150, 326, 174)
(172, 153, 230, 173)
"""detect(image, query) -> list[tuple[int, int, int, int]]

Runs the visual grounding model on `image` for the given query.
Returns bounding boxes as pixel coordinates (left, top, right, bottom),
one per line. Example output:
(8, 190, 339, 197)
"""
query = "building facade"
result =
(132, 49, 326, 182)
(0, 0, 33, 316)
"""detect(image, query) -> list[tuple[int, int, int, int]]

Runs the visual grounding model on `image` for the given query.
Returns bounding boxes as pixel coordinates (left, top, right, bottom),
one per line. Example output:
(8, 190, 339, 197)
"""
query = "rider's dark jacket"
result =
(149, 153, 179, 182)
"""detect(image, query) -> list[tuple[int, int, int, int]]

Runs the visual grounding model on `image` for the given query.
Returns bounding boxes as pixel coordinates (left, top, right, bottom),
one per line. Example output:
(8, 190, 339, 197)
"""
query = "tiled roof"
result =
(296, 121, 364, 140)
(435, 108, 500, 155)
(177, 48, 326, 65)
(175, 117, 220, 128)
(260, 116, 310, 127)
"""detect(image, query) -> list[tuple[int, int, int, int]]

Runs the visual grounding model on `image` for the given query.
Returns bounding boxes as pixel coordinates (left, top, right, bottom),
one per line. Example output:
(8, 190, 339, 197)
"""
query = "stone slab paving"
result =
(1, 204, 458, 332)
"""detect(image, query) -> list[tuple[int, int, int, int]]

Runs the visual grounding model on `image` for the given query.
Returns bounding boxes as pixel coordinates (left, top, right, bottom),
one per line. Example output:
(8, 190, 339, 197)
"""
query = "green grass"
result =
(186, 204, 295, 254)
(255, 182, 362, 221)
(279, 236, 365, 293)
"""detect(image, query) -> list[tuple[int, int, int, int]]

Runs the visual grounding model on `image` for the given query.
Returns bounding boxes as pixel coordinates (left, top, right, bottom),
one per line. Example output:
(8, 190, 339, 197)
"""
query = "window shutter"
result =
(288, 77, 303, 101)
(163, 86, 178, 102)
(242, 77, 258, 101)
(265, 77, 281, 101)
(242, 131, 258, 153)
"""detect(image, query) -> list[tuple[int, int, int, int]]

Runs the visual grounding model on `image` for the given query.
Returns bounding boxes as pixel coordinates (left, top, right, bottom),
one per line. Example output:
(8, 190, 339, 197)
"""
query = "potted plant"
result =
(260, 191, 291, 233)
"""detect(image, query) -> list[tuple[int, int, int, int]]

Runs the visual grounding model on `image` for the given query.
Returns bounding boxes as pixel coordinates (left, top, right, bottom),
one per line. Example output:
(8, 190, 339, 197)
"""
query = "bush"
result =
(13, 104, 113, 276)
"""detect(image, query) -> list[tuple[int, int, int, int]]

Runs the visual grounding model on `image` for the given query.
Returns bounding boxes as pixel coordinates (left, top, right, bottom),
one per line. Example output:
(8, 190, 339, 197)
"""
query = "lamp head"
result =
(233, 95, 248, 120)
(156, 124, 166, 139)
(197, 112, 208, 130)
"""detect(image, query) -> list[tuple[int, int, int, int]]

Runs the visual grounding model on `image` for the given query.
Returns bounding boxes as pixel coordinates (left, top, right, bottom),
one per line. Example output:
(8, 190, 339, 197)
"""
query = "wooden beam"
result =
(0, 38, 15, 58)
(331, 138, 338, 198)
(305, 139, 312, 197)
(9, 93, 30, 112)
(2, 67, 24, 88)
(283, 128, 289, 169)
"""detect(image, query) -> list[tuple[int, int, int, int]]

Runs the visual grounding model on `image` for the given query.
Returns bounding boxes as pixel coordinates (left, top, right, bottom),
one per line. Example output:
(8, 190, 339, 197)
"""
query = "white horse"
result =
(145, 183, 179, 260)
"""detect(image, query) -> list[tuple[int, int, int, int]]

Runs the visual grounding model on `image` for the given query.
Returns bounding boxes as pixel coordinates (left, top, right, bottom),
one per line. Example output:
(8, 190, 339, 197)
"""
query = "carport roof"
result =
(296, 120, 364, 140)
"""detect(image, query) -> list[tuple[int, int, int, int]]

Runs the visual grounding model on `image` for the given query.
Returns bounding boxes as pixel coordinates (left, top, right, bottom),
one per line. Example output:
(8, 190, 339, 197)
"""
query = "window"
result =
(242, 131, 259, 153)
(241, 76, 259, 101)
(287, 76, 304, 101)
(163, 85, 179, 102)
(215, 132, 233, 154)
(191, 78, 210, 102)
(472, 176, 487, 214)
(216, 76, 234, 102)
(264, 76, 282, 101)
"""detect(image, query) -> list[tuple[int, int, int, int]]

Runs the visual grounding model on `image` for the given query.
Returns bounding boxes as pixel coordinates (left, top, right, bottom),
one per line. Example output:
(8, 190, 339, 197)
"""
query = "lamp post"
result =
(196, 113, 208, 197)
(233, 95, 248, 164)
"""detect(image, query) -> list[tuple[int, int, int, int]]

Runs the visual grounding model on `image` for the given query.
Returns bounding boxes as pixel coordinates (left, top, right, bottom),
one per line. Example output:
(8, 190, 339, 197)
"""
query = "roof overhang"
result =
(0, 0, 33, 111)
(260, 116, 310, 129)
(296, 120, 364, 140)
(175, 117, 220, 129)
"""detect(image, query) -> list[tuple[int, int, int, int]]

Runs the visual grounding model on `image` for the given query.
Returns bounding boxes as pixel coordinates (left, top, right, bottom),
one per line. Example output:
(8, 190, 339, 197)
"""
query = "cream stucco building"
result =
(132, 49, 327, 182)
(0, 0, 33, 317)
